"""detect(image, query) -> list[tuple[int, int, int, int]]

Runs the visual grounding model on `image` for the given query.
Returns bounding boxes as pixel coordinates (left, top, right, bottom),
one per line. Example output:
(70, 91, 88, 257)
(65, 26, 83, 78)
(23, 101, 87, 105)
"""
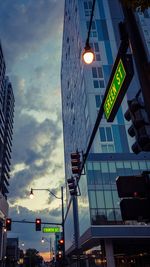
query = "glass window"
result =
(96, 54, 101, 61)
(93, 80, 99, 88)
(146, 161, 150, 169)
(116, 161, 123, 169)
(98, 67, 103, 78)
(91, 21, 96, 30)
(104, 191, 113, 208)
(139, 161, 147, 170)
(95, 95, 101, 108)
(114, 209, 122, 221)
(87, 162, 93, 170)
(101, 162, 108, 173)
(99, 127, 106, 141)
(101, 145, 107, 153)
(88, 1, 92, 9)
(89, 191, 97, 208)
(131, 161, 139, 170)
(106, 127, 113, 141)
(106, 209, 115, 221)
(84, 2, 88, 9)
(94, 42, 99, 52)
(108, 144, 115, 153)
(108, 162, 116, 173)
(96, 191, 105, 208)
(93, 162, 100, 170)
(92, 67, 97, 78)
(112, 190, 120, 208)
(124, 161, 131, 169)
(87, 170, 95, 185)
(99, 80, 105, 88)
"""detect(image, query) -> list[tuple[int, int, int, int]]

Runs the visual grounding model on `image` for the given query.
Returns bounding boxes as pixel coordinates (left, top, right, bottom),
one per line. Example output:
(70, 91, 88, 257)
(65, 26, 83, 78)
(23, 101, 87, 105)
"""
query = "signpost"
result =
(42, 227, 60, 233)
(103, 54, 134, 122)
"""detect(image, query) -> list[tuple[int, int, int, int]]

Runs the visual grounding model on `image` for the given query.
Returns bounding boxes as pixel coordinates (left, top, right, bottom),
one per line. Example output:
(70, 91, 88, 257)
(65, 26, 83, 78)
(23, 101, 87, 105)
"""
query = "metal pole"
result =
(61, 186, 65, 266)
(121, 6, 150, 120)
(49, 237, 51, 263)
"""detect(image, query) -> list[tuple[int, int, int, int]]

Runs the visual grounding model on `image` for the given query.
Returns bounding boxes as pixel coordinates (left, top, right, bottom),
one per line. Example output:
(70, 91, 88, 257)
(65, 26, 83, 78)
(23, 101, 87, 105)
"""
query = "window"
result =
(93, 80, 99, 88)
(86, 20, 97, 37)
(100, 127, 106, 141)
(96, 54, 101, 61)
(95, 95, 101, 108)
(99, 127, 113, 142)
(93, 80, 105, 88)
(106, 127, 113, 141)
(92, 67, 103, 78)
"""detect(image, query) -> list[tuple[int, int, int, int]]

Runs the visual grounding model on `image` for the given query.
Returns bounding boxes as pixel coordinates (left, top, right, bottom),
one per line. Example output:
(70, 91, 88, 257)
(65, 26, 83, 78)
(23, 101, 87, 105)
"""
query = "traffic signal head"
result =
(116, 174, 150, 198)
(67, 177, 77, 196)
(35, 218, 41, 231)
(71, 152, 81, 174)
(6, 218, 11, 231)
(124, 98, 150, 154)
(58, 239, 64, 251)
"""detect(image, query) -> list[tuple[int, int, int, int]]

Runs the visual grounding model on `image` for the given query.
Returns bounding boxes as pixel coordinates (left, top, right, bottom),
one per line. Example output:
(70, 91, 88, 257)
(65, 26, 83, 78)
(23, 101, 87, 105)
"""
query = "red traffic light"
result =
(35, 218, 41, 231)
(59, 239, 64, 244)
(6, 218, 12, 231)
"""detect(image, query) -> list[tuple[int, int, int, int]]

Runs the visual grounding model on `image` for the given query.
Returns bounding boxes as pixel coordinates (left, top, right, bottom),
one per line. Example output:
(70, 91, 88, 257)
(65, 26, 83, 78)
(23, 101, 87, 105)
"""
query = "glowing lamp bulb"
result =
(30, 189, 34, 199)
(82, 45, 95, 64)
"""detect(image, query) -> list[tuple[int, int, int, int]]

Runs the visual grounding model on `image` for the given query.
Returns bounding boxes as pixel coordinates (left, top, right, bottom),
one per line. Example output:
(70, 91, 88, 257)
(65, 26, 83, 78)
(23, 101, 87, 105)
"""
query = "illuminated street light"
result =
(41, 237, 45, 243)
(29, 188, 34, 199)
(82, 0, 96, 64)
(82, 43, 95, 64)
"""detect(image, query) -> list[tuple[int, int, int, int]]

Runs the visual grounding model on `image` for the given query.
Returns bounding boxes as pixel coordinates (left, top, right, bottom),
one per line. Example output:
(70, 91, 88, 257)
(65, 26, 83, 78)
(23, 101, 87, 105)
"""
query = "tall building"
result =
(0, 42, 15, 265)
(61, 1, 150, 266)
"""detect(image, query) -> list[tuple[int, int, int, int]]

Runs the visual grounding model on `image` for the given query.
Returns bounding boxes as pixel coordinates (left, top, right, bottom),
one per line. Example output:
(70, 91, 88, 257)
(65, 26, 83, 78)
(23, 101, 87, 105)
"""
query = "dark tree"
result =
(24, 248, 43, 267)
(120, 0, 150, 11)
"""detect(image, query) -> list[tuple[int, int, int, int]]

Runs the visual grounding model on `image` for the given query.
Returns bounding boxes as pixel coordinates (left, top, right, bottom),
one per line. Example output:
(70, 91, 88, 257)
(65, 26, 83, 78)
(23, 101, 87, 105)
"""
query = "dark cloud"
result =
(9, 113, 62, 202)
(0, 0, 64, 67)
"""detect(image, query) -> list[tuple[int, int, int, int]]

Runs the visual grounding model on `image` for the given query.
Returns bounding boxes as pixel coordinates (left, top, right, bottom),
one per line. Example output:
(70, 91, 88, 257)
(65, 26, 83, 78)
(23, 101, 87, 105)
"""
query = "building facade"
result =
(0, 42, 15, 266)
(61, 1, 150, 266)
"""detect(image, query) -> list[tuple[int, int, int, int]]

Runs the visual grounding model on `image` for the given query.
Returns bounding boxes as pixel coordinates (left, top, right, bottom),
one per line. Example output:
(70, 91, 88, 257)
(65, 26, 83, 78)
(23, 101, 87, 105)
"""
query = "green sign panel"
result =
(104, 59, 126, 121)
(42, 227, 60, 233)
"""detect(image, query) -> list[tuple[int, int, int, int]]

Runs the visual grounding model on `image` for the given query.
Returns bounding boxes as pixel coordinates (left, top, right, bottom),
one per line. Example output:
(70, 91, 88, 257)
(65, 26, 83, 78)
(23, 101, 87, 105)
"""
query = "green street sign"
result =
(103, 54, 134, 122)
(42, 227, 60, 233)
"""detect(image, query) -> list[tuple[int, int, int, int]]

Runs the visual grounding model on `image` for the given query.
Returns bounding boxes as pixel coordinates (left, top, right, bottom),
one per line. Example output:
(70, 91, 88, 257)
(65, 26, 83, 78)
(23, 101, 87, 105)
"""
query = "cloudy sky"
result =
(0, 0, 65, 260)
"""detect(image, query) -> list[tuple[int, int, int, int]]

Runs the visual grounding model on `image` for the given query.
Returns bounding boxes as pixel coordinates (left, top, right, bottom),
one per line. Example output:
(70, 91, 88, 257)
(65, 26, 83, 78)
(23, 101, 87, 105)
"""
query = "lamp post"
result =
(30, 186, 65, 266)
(82, 0, 96, 64)
(41, 237, 54, 263)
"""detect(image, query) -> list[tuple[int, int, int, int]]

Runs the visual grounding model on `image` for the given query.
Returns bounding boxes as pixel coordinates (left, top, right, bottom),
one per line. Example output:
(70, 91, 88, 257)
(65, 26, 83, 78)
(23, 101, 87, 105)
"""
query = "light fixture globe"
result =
(29, 188, 34, 199)
(82, 44, 95, 64)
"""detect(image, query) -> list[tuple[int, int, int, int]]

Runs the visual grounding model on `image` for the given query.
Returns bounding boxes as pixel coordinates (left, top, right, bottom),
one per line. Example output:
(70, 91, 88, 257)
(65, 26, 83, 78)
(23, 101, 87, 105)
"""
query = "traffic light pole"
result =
(121, 5, 150, 120)
(61, 186, 65, 266)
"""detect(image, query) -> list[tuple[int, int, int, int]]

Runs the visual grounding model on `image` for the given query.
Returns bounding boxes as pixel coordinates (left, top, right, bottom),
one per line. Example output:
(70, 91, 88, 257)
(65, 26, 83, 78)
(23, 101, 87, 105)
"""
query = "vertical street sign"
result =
(103, 54, 134, 122)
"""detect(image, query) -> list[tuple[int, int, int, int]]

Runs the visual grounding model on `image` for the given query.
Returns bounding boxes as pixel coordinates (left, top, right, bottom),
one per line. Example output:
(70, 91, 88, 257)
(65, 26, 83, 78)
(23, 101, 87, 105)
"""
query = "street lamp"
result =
(82, 42, 95, 64)
(82, 0, 96, 64)
(41, 237, 54, 263)
(30, 187, 65, 265)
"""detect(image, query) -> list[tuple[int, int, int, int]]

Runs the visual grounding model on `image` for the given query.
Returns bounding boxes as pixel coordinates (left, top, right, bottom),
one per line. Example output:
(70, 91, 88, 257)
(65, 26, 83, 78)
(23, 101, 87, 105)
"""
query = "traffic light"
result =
(116, 173, 150, 221)
(58, 239, 64, 251)
(124, 98, 150, 154)
(67, 177, 77, 196)
(5, 218, 12, 231)
(71, 151, 81, 174)
(35, 218, 41, 231)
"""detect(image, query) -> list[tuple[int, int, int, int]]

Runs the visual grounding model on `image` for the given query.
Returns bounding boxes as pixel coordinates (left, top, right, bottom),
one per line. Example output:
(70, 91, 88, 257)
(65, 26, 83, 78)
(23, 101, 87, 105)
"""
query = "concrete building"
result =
(61, 1, 150, 266)
(0, 42, 15, 266)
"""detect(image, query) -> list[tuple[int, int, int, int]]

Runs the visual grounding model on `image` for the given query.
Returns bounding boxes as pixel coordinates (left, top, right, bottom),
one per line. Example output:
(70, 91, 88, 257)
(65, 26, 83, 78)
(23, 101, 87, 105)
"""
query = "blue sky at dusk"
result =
(0, 0, 65, 258)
